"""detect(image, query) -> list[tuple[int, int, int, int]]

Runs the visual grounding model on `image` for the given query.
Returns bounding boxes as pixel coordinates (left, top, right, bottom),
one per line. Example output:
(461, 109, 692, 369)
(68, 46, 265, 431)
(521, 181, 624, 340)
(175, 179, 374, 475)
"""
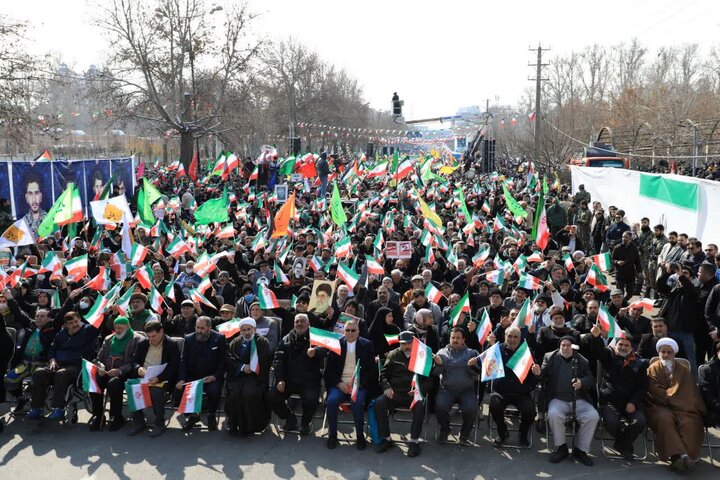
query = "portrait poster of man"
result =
(84, 160, 111, 203)
(291, 256, 307, 278)
(110, 158, 135, 198)
(308, 279, 335, 314)
(11, 161, 53, 235)
(0, 162, 12, 212)
(52, 160, 87, 212)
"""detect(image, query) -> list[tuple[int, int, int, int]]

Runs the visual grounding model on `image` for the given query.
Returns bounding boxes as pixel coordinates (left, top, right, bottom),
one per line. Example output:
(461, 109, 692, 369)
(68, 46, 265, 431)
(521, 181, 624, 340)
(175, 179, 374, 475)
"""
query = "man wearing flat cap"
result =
(646, 337, 707, 471)
(225, 317, 272, 436)
(374, 331, 429, 457)
(165, 299, 198, 337)
(539, 335, 599, 466)
(128, 292, 160, 331)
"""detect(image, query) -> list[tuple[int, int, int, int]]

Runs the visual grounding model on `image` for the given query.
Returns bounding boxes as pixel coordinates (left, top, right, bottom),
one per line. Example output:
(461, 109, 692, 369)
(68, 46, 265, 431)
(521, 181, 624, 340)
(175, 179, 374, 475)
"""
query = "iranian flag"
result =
(86, 266, 112, 291)
(518, 273, 542, 290)
(65, 254, 88, 282)
(425, 282, 444, 304)
(309, 327, 342, 355)
(597, 304, 623, 338)
(337, 262, 359, 290)
(408, 337, 433, 376)
(481, 201, 491, 214)
(40, 251, 63, 280)
(176, 162, 186, 178)
(217, 224, 235, 239)
(248, 165, 259, 181)
(309, 255, 324, 272)
(513, 255, 528, 275)
(506, 341, 534, 384)
(535, 204, 550, 250)
(366, 161, 388, 179)
(476, 309, 492, 345)
(135, 264, 154, 290)
(54, 184, 84, 226)
(513, 298, 534, 328)
(373, 230, 384, 251)
(586, 264, 610, 292)
(164, 277, 177, 303)
(485, 269, 504, 286)
(166, 236, 191, 258)
(249, 336, 261, 374)
(115, 287, 134, 316)
(409, 373, 424, 410)
(563, 253, 575, 271)
(149, 286, 164, 314)
(334, 236, 352, 258)
(274, 262, 290, 286)
(178, 379, 204, 414)
(449, 292, 471, 328)
(129, 243, 149, 267)
(257, 284, 280, 309)
(125, 379, 152, 412)
(196, 277, 212, 296)
(217, 319, 242, 338)
(424, 245, 436, 264)
(384, 333, 400, 346)
(591, 252, 611, 271)
(350, 359, 361, 402)
(527, 251, 543, 263)
(81, 359, 101, 393)
(631, 297, 654, 312)
(472, 246, 490, 267)
(190, 287, 217, 310)
(394, 158, 414, 181)
(365, 255, 385, 275)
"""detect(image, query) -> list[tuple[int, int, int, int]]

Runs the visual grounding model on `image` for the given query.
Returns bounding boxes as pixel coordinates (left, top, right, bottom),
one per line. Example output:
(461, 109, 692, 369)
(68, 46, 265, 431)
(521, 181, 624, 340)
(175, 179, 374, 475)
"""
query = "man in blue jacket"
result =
(176, 316, 227, 432)
(324, 318, 375, 450)
(28, 311, 99, 420)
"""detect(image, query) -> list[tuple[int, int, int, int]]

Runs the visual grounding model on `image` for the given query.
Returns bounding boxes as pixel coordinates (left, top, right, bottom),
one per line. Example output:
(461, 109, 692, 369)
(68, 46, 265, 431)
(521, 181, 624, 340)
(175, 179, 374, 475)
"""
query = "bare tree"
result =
(92, 0, 261, 165)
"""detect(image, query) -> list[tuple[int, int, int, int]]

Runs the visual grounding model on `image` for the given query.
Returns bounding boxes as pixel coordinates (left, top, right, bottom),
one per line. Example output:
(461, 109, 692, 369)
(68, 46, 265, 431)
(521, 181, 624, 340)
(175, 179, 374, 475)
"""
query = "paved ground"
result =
(0, 405, 717, 479)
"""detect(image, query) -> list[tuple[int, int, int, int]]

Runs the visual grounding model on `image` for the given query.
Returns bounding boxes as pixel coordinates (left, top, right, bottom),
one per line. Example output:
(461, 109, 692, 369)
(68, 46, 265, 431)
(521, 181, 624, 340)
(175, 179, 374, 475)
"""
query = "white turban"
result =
(238, 318, 256, 329)
(656, 337, 678, 354)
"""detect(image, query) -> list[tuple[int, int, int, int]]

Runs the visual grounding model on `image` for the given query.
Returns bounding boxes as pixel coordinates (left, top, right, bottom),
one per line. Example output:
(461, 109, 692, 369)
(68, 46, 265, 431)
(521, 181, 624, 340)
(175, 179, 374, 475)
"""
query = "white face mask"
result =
(186, 268, 194, 274)
(37, 274, 46, 281)
(79, 301, 90, 310)
(0, 303, 7, 311)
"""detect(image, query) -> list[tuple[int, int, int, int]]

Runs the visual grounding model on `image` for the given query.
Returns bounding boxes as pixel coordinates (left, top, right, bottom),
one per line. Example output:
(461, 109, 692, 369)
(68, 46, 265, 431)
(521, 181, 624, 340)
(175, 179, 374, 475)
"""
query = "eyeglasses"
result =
(344, 329, 358, 333)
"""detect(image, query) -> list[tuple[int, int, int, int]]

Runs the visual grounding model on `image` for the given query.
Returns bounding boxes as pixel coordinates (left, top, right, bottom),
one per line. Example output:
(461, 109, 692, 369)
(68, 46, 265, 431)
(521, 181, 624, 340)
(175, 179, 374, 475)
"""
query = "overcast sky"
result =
(5, 0, 720, 120)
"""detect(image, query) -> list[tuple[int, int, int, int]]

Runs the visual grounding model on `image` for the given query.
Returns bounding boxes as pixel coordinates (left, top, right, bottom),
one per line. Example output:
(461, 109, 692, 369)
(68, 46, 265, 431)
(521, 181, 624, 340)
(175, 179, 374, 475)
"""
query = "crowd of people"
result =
(0, 149, 718, 472)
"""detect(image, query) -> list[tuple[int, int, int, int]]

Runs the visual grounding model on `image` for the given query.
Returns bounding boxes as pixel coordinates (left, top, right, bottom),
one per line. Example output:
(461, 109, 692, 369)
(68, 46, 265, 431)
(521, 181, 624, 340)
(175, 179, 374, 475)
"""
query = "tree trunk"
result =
(180, 131, 194, 168)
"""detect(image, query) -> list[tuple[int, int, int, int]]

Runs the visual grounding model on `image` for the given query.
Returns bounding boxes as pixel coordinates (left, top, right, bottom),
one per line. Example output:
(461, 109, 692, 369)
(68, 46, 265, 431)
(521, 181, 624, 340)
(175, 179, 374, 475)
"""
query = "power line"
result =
(542, 118, 720, 159)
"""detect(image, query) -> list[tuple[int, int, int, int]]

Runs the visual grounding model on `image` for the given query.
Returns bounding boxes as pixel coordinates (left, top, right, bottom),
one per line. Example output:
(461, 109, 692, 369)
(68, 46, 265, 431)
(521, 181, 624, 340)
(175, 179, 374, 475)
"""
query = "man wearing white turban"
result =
(645, 337, 707, 471)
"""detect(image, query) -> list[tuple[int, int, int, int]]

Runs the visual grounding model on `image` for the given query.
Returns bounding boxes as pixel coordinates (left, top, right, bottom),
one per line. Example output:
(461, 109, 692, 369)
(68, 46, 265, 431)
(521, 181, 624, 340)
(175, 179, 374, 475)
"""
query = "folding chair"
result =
(439, 375, 482, 445)
(486, 380, 534, 449)
(273, 392, 324, 435)
(389, 400, 430, 444)
(320, 399, 363, 442)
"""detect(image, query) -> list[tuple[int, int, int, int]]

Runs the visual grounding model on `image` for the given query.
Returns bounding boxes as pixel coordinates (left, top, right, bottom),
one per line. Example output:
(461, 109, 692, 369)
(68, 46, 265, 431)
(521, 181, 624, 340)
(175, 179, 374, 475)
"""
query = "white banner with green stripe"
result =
(570, 166, 720, 241)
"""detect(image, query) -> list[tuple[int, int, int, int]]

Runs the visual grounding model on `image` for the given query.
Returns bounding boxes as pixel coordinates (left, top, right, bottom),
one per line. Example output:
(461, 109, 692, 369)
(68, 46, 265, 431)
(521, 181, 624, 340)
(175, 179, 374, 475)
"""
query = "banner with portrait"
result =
(0, 163, 11, 214)
(83, 159, 111, 204)
(110, 158, 135, 199)
(11, 161, 54, 223)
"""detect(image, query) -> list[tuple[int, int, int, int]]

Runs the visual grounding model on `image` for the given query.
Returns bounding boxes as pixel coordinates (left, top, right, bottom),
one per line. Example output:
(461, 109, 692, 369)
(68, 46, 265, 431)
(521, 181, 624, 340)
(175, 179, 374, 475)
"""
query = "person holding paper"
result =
(88, 316, 143, 432)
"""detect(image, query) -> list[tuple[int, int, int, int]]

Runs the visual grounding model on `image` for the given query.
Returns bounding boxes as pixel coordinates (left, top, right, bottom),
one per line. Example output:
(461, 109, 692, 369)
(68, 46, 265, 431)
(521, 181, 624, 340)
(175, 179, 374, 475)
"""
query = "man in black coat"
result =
(657, 263, 699, 373)
(365, 286, 403, 330)
(489, 326, 538, 447)
(637, 317, 687, 360)
(588, 326, 647, 460)
(612, 231, 642, 300)
(269, 313, 327, 435)
(698, 343, 720, 428)
(129, 320, 181, 437)
(324, 318, 376, 450)
(176, 316, 227, 432)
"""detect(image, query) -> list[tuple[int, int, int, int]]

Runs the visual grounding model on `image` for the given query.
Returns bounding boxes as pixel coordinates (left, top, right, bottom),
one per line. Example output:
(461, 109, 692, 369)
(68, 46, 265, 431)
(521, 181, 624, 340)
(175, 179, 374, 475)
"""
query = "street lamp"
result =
(678, 119, 699, 177)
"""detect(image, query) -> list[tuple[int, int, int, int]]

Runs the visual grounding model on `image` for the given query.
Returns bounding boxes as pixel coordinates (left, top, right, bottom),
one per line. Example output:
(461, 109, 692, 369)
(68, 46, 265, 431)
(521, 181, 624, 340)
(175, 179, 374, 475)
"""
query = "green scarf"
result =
(109, 328, 134, 356)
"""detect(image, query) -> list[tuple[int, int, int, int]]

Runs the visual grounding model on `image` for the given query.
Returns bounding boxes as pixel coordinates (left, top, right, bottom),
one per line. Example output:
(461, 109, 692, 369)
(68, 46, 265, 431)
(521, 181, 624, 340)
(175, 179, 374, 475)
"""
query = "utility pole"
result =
(529, 44, 549, 164)
(692, 123, 698, 177)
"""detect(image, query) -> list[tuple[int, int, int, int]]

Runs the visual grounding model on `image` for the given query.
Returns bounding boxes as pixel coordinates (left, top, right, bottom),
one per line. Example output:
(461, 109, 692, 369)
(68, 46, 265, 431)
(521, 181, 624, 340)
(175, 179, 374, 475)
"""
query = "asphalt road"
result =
(1, 404, 717, 480)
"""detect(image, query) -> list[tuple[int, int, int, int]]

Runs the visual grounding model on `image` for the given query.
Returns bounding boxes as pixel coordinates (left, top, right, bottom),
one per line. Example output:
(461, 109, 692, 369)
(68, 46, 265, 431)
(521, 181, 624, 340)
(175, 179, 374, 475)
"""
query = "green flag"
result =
(194, 188, 229, 225)
(502, 185, 528, 218)
(38, 190, 66, 238)
(137, 186, 155, 226)
(532, 192, 545, 239)
(98, 172, 118, 201)
(142, 178, 163, 205)
(330, 182, 347, 227)
(542, 176, 549, 195)
(278, 156, 296, 176)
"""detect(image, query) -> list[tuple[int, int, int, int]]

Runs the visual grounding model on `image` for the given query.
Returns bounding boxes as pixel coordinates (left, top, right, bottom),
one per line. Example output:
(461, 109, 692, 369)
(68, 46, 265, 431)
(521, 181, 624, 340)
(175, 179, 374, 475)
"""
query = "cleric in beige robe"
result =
(645, 338, 707, 471)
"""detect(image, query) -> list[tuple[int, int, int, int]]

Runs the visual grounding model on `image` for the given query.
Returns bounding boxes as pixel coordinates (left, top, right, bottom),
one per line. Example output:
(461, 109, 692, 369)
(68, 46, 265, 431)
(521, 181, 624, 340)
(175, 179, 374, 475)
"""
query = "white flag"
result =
(0, 218, 35, 248)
